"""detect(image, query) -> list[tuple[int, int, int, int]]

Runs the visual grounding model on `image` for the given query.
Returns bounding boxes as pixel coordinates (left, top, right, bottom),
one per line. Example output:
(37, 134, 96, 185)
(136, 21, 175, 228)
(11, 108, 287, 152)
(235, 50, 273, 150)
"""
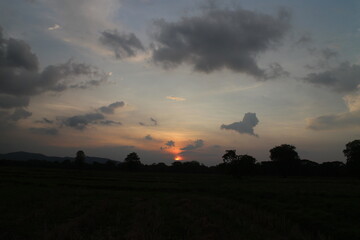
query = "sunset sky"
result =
(0, 0, 359, 165)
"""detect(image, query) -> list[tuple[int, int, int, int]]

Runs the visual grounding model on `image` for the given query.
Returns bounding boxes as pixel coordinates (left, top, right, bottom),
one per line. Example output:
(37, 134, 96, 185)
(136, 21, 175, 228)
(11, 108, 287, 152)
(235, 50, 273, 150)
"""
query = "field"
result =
(1, 167, 360, 240)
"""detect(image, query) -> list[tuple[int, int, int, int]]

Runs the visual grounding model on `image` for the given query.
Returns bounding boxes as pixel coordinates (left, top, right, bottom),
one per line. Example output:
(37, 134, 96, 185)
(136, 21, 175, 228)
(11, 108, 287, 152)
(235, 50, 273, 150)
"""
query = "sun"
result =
(174, 156, 183, 161)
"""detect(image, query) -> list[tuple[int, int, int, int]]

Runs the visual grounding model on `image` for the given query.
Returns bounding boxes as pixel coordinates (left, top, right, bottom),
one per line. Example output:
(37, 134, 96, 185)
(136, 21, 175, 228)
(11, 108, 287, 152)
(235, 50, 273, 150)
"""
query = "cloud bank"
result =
(98, 101, 125, 114)
(304, 62, 360, 93)
(151, 7, 290, 79)
(0, 95, 30, 109)
(10, 108, 32, 121)
(307, 111, 360, 130)
(180, 139, 204, 151)
(307, 93, 360, 130)
(0, 27, 109, 109)
(61, 101, 124, 130)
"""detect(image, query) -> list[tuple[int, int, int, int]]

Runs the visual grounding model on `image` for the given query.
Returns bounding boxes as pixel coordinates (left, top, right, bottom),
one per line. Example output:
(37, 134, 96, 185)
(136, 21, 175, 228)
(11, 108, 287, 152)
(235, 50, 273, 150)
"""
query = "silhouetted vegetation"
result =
(221, 150, 257, 177)
(344, 139, 360, 177)
(122, 152, 142, 171)
(1, 141, 360, 239)
(75, 150, 85, 169)
(222, 150, 238, 164)
(269, 144, 301, 177)
(1, 140, 360, 178)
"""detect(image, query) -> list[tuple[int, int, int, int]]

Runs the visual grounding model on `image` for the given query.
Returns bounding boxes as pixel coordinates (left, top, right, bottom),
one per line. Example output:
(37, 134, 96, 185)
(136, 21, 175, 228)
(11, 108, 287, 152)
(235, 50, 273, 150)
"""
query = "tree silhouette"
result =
(320, 161, 345, 177)
(124, 152, 142, 171)
(343, 140, 360, 176)
(75, 150, 85, 169)
(222, 150, 256, 177)
(270, 144, 300, 177)
(230, 154, 257, 177)
(222, 150, 238, 164)
(125, 152, 140, 163)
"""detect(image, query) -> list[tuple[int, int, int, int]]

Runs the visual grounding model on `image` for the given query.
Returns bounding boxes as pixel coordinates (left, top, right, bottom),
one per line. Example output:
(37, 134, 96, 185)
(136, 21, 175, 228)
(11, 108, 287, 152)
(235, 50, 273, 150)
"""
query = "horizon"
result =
(0, 144, 350, 166)
(0, 0, 359, 165)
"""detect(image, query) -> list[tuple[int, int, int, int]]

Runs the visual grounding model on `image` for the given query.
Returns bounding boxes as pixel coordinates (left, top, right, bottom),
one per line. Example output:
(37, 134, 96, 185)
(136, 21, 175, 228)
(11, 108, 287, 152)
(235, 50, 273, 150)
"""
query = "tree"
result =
(239, 155, 256, 166)
(75, 150, 85, 168)
(269, 144, 300, 177)
(123, 152, 142, 170)
(230, 154, 257, 177)
(222, 150, 256, 177)
(222, 150, 238, 164)
(125, 152, 141, 163)
(343, 140, 360, 176)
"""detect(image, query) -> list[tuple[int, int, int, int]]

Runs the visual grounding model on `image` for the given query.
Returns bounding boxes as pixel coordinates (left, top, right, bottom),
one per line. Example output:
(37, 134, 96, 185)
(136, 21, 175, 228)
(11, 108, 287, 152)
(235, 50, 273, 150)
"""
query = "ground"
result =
(1, 167, 360, 240)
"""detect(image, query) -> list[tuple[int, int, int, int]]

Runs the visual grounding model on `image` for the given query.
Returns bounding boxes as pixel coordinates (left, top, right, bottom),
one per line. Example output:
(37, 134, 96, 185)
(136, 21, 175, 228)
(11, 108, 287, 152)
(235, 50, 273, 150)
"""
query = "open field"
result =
(1, 167, 360, 240)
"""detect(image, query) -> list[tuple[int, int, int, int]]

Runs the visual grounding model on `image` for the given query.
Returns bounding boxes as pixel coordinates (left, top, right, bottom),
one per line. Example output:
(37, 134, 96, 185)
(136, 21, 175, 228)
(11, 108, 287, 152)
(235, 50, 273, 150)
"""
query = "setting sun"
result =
(174, 156, 183, 161)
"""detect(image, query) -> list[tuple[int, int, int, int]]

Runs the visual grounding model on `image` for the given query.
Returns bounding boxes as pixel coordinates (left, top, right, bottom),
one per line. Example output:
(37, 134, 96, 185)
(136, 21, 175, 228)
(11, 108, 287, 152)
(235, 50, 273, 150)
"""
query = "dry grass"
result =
(0, 167, 359, 239)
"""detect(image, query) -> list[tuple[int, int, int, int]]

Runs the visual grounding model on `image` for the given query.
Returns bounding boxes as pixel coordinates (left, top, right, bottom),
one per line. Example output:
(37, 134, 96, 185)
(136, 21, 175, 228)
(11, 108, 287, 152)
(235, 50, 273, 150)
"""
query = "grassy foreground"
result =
(1, 167, 360, 240)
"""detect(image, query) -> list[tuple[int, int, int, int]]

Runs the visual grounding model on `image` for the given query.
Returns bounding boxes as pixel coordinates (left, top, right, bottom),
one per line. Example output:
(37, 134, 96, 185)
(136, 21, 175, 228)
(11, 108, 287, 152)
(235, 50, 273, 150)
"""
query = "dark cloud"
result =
(304, 62, 360, 93)
(321, 48, 338, 60)
(98, 101, 125, 114)
(305, 47, 339, 70)
(295, 34, 312, 46)
(98, 120, 122, 126)
(100, 29, 145, 59)
(5, 38, 39, 71)
(61, 101, 124, 130)
(165, 140, 175, 147)
(0, 27, 109, 109)
(0, 108, 32, 124)
(139, 117, 158, 126)
(69, 77, 109, 90)
(0, 111, 10, 121)
(265, 62, 289, 79)
(180, 139, 204, 151)
(144, 134, 153, 141)
(151, 7, 290, 78)
(307, 110, 360, 130)
(29, 127, 59, 136)
(36, 118, 54, 124)
(221, 112, 259, 137)
(62, 113, 105, 130)
(160, 140, 175, 150)
(10, 108, 32, 121)
(0, 95, 30, 109)
(0, 52, 107, 97)
(150, 117, 158, 126)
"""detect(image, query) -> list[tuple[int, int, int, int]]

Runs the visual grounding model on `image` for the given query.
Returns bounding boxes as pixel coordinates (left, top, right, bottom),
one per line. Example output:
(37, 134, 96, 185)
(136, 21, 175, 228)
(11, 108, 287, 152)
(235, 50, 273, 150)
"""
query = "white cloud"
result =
(48, 24, 61, 31)
(41, 0, 121, 55)
(307, 92, 360, 130)
(166, 96, 186, 101)
(343, 93, 360, 112)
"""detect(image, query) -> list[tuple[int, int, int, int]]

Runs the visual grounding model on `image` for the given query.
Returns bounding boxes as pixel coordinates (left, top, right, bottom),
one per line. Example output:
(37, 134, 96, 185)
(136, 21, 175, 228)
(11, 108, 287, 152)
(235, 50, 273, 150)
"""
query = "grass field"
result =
(1, 167, 360, 240)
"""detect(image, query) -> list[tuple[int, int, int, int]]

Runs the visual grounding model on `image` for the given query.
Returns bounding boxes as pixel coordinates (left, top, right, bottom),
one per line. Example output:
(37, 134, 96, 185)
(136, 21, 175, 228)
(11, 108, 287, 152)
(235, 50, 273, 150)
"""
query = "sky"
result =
(0, 0, 359, 165)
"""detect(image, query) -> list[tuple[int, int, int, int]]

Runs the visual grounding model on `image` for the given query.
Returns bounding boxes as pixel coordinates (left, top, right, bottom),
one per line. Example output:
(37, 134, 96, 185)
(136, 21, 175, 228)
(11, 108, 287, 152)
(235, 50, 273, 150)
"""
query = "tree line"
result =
(1, 140, 359, 178)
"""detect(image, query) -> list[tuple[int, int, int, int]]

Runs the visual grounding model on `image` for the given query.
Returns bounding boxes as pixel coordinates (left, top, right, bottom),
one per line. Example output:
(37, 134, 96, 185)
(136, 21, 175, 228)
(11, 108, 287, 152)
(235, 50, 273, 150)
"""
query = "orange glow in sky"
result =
(174, 156, 183, 161)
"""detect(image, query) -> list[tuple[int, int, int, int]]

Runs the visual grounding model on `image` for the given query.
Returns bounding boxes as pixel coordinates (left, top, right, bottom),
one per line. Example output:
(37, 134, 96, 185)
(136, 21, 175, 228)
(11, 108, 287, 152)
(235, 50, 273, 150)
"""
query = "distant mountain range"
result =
(0, 151, 117, 164)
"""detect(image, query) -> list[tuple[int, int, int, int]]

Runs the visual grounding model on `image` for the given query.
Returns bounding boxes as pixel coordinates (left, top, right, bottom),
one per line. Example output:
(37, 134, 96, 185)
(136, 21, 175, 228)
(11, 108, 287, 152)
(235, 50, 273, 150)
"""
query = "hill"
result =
(0, 151, 116, 164)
